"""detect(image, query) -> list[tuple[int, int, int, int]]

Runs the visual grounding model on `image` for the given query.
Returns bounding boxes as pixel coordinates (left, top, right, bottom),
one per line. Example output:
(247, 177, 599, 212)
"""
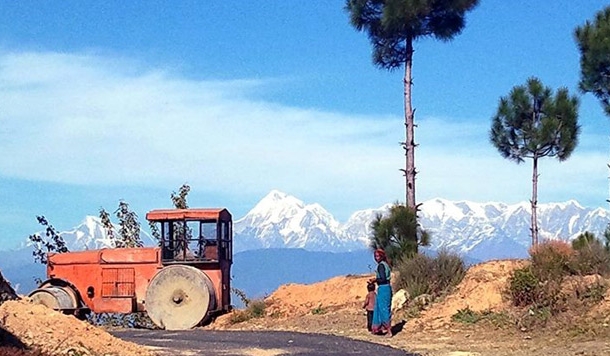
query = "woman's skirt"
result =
(371, 284, 392, 333)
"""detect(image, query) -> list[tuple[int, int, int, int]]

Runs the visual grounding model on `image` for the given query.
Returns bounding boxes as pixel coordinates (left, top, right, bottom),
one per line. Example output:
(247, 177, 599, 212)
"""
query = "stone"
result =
(391, 289, 409, 312)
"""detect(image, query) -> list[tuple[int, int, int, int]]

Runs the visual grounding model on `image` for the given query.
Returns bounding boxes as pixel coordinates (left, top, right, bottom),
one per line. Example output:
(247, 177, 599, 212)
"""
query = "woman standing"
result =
(369, 248, 392, 336)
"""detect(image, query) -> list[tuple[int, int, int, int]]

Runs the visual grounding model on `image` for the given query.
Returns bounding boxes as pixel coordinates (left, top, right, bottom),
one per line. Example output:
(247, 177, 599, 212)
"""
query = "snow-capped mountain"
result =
(234, 191, 610, 261)
(25, 216, 156, 251)
(233, 190, 364, 252)
(22, 190, 610, 261)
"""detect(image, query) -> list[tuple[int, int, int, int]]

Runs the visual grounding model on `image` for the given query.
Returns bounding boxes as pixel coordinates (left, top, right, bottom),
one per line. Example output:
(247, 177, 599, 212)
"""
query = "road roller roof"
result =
(146, 208, 231, 221)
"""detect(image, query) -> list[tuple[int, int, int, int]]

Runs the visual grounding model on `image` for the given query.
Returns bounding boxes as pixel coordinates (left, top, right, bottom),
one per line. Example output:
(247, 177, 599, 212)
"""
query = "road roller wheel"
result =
(145, 265, 215, 330)
(29, 286, 78, 310)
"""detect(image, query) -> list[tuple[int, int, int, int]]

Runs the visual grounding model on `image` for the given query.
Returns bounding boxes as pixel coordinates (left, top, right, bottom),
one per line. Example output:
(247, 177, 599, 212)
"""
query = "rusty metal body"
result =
(29, 208, 233, 329)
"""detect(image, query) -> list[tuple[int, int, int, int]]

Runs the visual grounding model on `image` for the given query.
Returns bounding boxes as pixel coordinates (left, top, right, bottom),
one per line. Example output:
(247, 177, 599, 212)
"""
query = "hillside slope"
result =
(214, 259, 610, 356)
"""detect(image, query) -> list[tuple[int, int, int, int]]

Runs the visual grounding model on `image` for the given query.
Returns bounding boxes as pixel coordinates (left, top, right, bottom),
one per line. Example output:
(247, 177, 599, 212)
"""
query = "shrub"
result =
(572, 232, 597, 251)
(508, 266, 540, 307)
(451, 308, 511, 327)
(571, 238, 610, 276)
(395, 249, 466, 299)
(229, 298, 266, 324)
(507, 264, 568, 315)
(247, 299, 266, 318)
(433, 249, 467, 293)
(529, 239, 574, 281)
(451, 307, 480, 324)
(578, 282, 608, 304)
(395, 253, 432, 297)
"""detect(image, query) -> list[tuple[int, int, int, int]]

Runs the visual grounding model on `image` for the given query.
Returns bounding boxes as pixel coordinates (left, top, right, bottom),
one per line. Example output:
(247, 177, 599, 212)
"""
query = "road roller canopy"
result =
(146, 208, 231, 222)
(146, 208, 233, 264)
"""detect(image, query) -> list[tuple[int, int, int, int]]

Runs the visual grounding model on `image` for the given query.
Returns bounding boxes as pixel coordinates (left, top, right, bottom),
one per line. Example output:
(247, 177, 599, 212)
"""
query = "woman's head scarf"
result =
(374, 248, 387, 261)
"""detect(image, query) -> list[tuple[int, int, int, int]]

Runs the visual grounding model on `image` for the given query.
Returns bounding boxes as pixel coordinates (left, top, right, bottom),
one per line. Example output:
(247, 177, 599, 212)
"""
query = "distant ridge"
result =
(234, 191, 610, 261)
(17, 190, 610, 261)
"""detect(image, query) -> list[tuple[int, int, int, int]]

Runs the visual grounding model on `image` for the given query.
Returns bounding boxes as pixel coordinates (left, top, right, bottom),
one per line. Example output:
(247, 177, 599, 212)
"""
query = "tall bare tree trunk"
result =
(403, 36, 416, 211)
(531, 156, 539, 246)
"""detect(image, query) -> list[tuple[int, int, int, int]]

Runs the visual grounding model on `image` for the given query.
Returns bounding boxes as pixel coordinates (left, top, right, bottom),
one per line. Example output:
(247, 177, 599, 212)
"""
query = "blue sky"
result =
(1, 1, 610, 250)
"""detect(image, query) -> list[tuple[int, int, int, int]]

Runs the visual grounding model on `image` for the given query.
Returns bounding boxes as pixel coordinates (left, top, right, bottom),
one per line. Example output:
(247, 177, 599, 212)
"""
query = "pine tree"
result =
(490, 77, 580, 246)
(370, 203, 430, 264)
(345, 0, 479, 210)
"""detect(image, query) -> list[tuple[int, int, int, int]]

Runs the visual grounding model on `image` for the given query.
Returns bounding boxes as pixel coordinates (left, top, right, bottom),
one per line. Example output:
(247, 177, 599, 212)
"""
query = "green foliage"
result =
(99, 201, 143, 248)
(28, 216, 69, 264)
(529, 240, 574, 281)
(171, 183, 191, 209)
(575, 6, 610, 116)
(114, 201, 143, 248)
(231, 287, 251, 307)
(509, 238, 610, 318)
(370, 204, 430, 263)
(99, 208, 116, 245)
(604, 224, 610, 252)
(507, 266, 540, 307)
(246, 299, 266, 318)
(229, 299, 267, 324)
(451, 307, 481, 324)
(345, 0, 480, 70)
(508, 241, 574, 313)
(578, 282, 608, 304)
(394, 249, 465, 299)
(148, 183, 191, 243)
(572, 231, 598, 251)
(345, 0, 479, 209)
(517, 305, 554, 330)
(490, 77, 580, 245)
(451, 308, 511, 327)
(490, 77, 580, 164)
(570, 233, 610, 276)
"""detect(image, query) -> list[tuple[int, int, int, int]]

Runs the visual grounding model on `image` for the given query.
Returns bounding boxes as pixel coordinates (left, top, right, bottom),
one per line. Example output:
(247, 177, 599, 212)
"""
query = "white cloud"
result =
(0, 50, 607, 217)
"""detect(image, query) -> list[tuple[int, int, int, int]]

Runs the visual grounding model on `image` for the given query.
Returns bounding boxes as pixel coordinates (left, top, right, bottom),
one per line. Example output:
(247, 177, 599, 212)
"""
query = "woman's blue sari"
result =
(371, 261, 392, 333)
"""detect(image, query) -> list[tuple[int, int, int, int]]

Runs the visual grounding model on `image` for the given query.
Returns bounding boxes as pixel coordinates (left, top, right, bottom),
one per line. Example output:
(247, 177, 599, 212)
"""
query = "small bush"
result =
(451, 307, 480, 324)
(395, 254, 433, 297)
(433, 250, 467, 294)
(451, 308, 511, 327)
(508, 266, 540, 307)
(395, 249, 466, 299)
(247, 299, 266, 318)
(571, 239, 610, 276)
(578, 282, 607, 304)
(229, 298, 266, 324)
(529, 239, 574, 281)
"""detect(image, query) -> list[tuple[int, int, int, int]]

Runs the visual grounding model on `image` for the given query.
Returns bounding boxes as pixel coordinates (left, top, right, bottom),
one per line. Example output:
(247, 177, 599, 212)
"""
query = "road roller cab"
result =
(29, 207, 233, 330)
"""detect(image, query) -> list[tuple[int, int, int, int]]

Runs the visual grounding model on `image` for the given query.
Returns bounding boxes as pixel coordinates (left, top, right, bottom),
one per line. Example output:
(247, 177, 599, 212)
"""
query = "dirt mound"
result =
(411, 259, 527, 328)
(262, 259, 527, 327)
(0, 299, 153, 356)
(266, 274, 372, 317)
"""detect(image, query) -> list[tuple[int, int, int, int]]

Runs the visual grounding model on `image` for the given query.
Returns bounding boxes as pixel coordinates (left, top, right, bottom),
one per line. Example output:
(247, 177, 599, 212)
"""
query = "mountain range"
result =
(15, 190, 610, 262)
(233, 190, 610, 261)
(3, 190, 610, 298)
